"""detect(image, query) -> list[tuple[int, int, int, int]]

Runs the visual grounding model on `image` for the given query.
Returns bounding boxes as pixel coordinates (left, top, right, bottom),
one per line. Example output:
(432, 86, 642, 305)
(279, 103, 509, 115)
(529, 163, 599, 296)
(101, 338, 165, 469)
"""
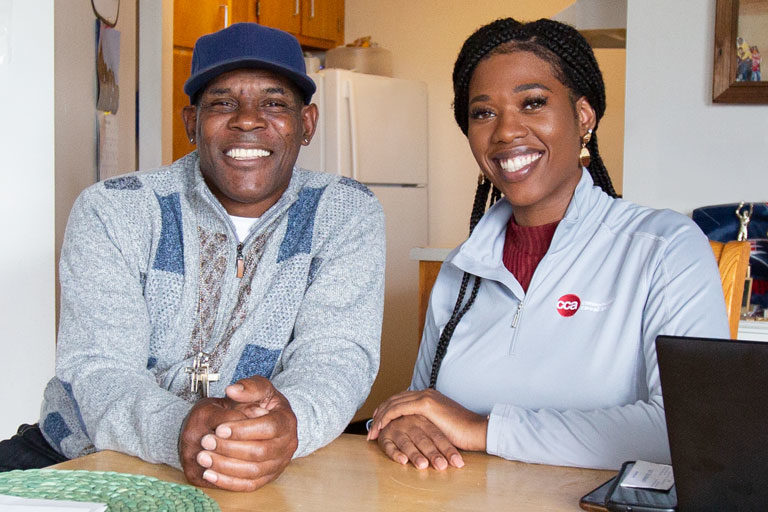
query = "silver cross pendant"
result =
(185, 352, 220, 398)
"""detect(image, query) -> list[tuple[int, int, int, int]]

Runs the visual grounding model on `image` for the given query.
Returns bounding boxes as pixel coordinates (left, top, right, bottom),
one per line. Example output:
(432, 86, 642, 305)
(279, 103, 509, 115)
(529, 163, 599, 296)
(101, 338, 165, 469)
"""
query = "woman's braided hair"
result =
(429, 17, 618, 388)
(428, 174, 499, 388)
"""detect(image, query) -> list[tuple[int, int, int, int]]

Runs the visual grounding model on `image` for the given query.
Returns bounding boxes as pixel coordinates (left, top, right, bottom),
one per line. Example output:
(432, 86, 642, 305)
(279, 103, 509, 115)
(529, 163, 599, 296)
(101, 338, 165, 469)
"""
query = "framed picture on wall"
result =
(713, 0, 768, 103)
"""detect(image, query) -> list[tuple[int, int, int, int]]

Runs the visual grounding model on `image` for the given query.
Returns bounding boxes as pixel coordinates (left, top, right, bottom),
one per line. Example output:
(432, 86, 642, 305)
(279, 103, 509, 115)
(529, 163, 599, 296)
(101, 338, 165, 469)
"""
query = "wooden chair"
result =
(417, 260, 443, 341)
(709, 240, 751, 338)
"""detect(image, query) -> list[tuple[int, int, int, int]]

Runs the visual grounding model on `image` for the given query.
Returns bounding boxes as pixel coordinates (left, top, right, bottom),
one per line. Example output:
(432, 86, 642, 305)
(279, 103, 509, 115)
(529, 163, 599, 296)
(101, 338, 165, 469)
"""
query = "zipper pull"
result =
(236, 243, 244, 278)
(511, 302, 523, 328)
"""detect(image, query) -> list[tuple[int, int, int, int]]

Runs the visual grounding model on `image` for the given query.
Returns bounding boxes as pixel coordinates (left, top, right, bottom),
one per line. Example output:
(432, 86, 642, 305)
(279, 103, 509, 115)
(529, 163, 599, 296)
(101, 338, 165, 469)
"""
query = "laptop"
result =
(656, 335, 768, 511)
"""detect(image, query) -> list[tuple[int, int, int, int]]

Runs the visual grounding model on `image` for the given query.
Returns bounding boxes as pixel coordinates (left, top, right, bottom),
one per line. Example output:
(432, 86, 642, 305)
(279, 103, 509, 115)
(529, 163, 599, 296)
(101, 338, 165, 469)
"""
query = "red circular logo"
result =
(556, 294, 580, 317)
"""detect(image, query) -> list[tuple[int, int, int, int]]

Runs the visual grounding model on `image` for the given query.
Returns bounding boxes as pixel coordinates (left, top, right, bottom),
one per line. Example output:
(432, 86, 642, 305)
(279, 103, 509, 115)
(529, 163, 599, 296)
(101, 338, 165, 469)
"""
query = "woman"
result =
(367, 18, 729, 471)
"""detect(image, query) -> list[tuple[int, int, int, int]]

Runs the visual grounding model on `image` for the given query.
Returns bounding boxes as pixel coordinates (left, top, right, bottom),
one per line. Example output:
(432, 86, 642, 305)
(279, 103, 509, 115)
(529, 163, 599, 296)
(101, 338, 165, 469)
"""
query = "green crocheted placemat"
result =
(0, 469, 220, 511)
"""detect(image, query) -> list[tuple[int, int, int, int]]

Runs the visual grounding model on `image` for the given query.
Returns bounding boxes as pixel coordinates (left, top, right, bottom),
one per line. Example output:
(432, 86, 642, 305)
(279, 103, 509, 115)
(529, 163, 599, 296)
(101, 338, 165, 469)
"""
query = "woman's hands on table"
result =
(367, 389, 488, 470)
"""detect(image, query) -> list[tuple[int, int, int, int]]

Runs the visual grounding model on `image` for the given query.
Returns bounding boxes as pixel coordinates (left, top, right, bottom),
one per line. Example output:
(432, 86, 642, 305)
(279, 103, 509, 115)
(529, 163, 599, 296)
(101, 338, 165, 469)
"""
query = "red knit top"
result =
(502, 216, 559, 292)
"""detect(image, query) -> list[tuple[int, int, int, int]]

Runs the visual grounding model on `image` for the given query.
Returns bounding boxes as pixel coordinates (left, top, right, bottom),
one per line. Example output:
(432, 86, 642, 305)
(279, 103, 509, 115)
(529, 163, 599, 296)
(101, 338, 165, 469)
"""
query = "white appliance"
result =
(297, 69, 429, 419)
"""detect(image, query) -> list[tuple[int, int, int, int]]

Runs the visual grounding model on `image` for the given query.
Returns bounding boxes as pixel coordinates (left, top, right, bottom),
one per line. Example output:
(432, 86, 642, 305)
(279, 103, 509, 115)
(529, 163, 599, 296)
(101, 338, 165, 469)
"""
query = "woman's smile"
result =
(494, 150, 543, 178)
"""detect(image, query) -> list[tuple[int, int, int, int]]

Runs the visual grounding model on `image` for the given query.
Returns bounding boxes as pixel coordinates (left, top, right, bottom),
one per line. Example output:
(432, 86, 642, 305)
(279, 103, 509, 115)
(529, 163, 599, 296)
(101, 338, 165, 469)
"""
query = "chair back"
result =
(709, 240, 751, 338)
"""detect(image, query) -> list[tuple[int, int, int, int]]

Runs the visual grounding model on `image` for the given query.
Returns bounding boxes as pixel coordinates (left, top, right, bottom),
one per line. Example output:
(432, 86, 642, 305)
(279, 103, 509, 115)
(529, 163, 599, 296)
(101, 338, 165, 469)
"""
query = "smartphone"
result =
(579, 475, 617, 511)
(606, 461, 677, 512)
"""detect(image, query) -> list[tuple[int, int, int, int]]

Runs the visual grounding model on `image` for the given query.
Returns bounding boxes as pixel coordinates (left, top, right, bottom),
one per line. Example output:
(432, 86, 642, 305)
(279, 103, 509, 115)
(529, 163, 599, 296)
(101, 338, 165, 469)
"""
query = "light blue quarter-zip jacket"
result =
(412, 169, 729, 470)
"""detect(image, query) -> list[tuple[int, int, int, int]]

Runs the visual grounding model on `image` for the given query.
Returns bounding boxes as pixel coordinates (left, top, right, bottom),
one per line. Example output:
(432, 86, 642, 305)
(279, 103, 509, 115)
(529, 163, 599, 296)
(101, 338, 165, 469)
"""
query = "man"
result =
(0, 23, 385, 492)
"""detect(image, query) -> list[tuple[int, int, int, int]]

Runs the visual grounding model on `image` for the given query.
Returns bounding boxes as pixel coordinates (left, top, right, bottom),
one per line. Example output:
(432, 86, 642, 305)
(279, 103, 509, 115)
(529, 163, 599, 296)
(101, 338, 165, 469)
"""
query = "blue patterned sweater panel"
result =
(152, 192, 185, 275)
(40, 377, 94, 457)
(145, 192, 187, 364)
(231, 345, 283, 383)
(277, 186, 327, 263)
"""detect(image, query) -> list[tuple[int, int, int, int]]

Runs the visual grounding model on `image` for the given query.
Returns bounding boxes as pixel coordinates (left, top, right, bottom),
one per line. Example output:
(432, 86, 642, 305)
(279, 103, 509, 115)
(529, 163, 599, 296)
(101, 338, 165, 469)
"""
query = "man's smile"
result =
(225, 148, 272, 160)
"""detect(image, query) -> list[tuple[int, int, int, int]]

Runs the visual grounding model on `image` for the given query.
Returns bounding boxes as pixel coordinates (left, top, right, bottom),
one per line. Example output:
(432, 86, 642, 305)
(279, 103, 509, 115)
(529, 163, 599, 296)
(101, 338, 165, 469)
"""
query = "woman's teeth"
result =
(226, 148, 271, 160)
(499, 153, 541, 172)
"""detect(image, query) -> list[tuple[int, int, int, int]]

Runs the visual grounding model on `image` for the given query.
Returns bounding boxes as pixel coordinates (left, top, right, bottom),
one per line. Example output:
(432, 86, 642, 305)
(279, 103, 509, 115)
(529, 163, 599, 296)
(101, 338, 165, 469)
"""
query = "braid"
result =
(468, 174, 491, 232)
(429, 176, 497, 388)
(585, 132, 617, 197)
(452, 17, 618, 198)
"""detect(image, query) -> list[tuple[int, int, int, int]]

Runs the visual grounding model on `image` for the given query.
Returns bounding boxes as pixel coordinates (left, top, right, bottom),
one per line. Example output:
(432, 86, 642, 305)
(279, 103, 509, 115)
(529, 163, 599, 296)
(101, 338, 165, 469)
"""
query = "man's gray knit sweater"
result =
(39, 152, 385, 468)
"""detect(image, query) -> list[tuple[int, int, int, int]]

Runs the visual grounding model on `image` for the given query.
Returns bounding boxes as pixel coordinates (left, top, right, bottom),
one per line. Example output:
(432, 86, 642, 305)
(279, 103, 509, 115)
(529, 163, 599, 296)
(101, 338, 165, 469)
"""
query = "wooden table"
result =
(52, 434, 614, 511)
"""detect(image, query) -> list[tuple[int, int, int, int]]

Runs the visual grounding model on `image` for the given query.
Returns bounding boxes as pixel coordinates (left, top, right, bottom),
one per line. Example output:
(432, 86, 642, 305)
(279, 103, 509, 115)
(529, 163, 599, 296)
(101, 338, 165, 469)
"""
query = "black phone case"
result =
(579, 476, 617, 511)
(605, 461, 677, 512)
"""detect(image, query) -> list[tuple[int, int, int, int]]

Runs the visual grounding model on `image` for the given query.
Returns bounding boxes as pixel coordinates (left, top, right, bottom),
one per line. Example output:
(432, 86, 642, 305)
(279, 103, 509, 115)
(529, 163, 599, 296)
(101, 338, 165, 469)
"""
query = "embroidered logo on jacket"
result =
(556, 294, 581, 317)
(556, 294, 613, 316)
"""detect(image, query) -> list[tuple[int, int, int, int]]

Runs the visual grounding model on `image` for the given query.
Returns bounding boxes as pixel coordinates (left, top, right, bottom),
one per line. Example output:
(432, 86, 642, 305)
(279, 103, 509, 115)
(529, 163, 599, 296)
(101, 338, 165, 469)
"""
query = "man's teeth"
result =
(226, 148, 271, 160)
(499, 153, 541, 172)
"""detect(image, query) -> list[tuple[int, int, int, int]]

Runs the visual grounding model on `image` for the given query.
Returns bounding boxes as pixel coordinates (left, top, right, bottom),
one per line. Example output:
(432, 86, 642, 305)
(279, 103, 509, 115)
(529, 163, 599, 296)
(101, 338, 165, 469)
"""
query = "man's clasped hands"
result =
(179, 376, 297, 492)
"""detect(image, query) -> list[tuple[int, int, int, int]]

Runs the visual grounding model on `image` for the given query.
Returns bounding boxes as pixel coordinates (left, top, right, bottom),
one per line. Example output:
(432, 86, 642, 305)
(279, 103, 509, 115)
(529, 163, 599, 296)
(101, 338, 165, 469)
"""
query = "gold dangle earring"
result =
(579, 129, 592, 168)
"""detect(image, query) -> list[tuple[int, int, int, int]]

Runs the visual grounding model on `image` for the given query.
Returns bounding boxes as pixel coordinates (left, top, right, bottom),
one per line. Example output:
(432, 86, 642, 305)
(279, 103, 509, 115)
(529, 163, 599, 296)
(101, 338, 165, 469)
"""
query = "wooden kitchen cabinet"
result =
(254, 0, 344, 49)
(300, 0, 343, 45)
(174, 0, 234, 48)
(172, 50, 194, 161)
(254, 0, 302, 35)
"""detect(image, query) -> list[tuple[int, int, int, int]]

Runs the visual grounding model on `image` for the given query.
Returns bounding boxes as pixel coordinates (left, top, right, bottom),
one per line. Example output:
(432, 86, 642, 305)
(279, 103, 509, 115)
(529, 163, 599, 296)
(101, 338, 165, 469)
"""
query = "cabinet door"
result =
(172, 50, 195, 161)
(301, 0, 343, 45)
(232, 0, 258, 23)
(174, 0, 233, 48)
(257, 0, 302, 35)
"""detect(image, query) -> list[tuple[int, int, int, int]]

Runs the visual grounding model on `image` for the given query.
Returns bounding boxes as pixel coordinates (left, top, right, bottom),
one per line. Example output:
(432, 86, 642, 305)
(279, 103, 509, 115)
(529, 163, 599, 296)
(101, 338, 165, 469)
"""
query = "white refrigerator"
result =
(296, 69, 429, 419)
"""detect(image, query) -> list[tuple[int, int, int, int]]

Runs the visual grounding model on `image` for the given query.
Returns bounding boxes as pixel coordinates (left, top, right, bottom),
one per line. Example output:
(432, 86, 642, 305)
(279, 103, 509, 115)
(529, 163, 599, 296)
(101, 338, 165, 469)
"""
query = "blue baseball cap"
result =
(184, 23, 316, 104)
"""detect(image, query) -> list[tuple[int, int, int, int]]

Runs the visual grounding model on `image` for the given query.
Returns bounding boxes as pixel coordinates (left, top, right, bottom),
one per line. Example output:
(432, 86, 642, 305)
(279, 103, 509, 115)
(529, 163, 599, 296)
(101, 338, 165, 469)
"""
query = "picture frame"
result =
(712, 0, 768, 104)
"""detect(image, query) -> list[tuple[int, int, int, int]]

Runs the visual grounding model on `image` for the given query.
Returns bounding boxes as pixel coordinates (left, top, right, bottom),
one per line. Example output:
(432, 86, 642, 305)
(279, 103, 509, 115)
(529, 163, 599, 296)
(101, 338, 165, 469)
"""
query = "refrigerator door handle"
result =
(344, 78, 360, 181)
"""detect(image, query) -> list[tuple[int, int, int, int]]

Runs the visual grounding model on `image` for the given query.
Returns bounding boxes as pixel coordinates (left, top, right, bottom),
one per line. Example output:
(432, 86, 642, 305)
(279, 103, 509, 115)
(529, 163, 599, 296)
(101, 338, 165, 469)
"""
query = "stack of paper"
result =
(0, 495, 107, 512)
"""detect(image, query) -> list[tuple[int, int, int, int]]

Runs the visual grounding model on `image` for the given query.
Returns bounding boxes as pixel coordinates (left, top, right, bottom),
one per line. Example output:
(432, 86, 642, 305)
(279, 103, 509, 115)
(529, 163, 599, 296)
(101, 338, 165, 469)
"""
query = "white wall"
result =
(0, 0, 56, 439)
(1, 0, 138, 440)
(623, 0, 768, 213)
(55, 0, 137, 265)
(138, 0, 173, 171)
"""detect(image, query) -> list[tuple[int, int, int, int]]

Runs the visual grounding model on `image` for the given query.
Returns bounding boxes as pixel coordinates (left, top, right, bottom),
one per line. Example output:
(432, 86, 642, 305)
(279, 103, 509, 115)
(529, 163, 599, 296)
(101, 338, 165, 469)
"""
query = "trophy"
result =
(735, 202, 754, 316)
(735, 202, 753, 242)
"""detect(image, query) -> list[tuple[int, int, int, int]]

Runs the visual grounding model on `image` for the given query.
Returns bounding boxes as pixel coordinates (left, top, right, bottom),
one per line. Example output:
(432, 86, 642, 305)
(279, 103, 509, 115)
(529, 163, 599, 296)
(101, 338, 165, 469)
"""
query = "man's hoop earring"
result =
(579, 129, 592, 168)
(303, 137, 310, 144)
